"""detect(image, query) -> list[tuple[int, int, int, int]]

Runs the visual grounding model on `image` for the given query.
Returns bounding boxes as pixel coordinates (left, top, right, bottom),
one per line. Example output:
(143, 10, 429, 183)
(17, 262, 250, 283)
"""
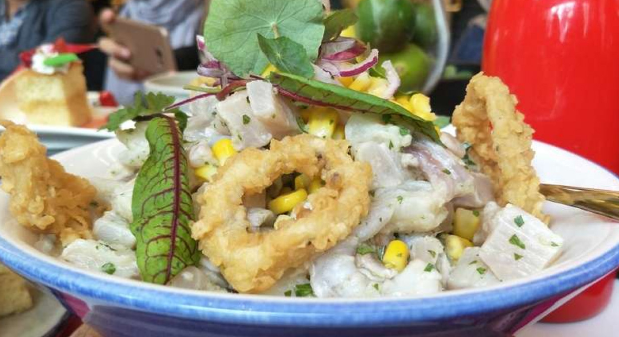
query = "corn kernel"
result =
(308, 107, 339, 139)
(395, 95, 415, 113)
(409, 93, 437, 121)
(340, 25, 356, 38)
(367, 77, 389, 97)
(261, 63, 278, 77)
(212, 138, 237, 165)
(337, 76, 354, 87)
(382, 240, 409, 272)
(332, 125, 345, 140)
(308, 177, 323, 193)
(294, 174, 311, 190)
(268, 189, 308, 215)
(453, 208, 481, 241)
(348, 73, 372, 92)
(445, 235, 473, 261)
(194, 164, 218, 182)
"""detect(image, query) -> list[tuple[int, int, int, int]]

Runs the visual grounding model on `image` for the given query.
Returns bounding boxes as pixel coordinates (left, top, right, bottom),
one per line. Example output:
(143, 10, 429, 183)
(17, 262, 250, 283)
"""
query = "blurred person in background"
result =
(99, 0, 207, 105)
(0, 0, 96, 81)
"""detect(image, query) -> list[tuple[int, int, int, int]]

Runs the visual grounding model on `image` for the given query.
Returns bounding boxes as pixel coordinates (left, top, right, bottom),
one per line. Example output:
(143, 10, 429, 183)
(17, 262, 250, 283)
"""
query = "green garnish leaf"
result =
(101, 262, 116, 275)
(551, 242, 559, 247)
(397, 195, 403, 204)
(269, 72, 441, 142)
(476, 267, 487, 275)
(509, 234, 526, 250)
(242, 114, 251, 125)
(514, 253, 523, 261)
(294, 283, 315, 297)
(433, 115, 451, 129)
(204, 0, 324, 76)
(284, 290, 292, 297)
(442, 169, 451, 175)
(473, 210, 480, 217)
(469, 260, 478, 265)
(183, 85, 221, 93)
(257, 34, 315, 78)
(43, 53, 79, 67)
(323, 9, 358, 41)
(514, 215, 525, 227)
(399, 126, 410, 136)
(356, 243, 376, 255)
(373, 283, 380, 291)
(424, 263, 435, 272)
(102, 92, 184, 132)
(427, 250, 437, 258)
(130, 117, 201, 284)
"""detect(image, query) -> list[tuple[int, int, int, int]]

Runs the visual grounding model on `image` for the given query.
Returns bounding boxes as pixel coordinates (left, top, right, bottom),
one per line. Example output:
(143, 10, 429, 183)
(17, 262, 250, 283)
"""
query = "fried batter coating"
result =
(452, 73, 549, 223)
(0, 121, 96, 244)
(192, 134, 372, 293)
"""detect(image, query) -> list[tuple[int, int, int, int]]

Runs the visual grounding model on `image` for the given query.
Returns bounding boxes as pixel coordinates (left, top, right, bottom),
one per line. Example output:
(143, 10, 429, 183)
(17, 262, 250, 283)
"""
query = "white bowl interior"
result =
(143, 71, 199, 99)
(1, 138, 619, 303)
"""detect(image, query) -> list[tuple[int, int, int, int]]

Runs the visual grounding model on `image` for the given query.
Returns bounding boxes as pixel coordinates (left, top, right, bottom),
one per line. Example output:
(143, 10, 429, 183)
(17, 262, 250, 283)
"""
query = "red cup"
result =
(482, 0, 619, 174)
(483, 0, 619, 322)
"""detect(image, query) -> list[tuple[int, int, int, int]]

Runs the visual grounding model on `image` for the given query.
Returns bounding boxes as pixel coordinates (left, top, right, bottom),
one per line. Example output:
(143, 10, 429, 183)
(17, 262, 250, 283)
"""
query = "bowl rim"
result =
(0, 139, 619, 327)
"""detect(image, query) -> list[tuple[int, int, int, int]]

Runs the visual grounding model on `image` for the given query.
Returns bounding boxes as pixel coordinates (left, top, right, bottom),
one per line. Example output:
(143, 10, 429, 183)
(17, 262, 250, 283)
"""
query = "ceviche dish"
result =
(0, 0, 564, 297)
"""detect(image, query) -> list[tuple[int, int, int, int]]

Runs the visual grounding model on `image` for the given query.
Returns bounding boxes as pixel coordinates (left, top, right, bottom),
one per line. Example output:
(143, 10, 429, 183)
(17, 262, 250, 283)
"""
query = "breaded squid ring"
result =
(192, 134, 372, 293)
(452, 73, 549, 223)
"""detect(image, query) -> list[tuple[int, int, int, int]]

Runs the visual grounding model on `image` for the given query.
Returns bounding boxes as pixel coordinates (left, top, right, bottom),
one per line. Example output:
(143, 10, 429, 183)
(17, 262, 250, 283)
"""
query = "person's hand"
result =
(98, 9, 150, 81)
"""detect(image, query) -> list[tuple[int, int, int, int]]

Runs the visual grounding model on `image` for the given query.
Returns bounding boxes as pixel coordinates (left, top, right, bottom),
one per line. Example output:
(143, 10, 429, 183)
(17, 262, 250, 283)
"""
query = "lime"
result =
(378, 43, 431, 92)
(411, 2, 438, 48)
(356, 0, 416, 53)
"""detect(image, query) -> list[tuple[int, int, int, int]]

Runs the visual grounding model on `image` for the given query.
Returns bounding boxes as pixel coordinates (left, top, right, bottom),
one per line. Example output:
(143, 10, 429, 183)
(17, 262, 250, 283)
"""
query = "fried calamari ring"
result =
(452, 73, 549, 223)
(192, 134, 372, 293)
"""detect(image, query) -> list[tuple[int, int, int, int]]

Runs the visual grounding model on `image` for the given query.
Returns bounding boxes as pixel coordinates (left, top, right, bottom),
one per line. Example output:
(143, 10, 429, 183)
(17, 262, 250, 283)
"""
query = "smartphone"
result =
(104, 17, 177, 74)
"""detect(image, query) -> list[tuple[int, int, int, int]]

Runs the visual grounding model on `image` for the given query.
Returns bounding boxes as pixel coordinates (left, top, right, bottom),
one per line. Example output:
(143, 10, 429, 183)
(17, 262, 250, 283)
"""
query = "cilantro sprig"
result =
(101, 92, 186, 132)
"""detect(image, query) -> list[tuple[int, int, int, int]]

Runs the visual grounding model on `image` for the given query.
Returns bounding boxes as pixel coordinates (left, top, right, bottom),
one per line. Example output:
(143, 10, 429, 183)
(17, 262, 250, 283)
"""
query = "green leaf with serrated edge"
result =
(204, 0, 324, 77)
(434, 115, 451, 129)
(130, 117, 200, 284)
(101, 92, 184, 132)
(269, 72, 441, 142)
(257, 35, 314, 78)
(323, 9, 358, 41)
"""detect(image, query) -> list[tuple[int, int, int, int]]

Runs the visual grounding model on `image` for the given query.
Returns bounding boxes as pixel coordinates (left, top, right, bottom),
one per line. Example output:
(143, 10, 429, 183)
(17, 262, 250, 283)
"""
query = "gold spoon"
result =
(540, 184, 619, 221)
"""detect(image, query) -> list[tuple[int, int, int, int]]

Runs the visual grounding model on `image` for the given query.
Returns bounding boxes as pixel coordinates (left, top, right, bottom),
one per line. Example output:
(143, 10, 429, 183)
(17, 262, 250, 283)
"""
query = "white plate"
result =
(143, 71, 199, 99)
(0, 284, 67, 337)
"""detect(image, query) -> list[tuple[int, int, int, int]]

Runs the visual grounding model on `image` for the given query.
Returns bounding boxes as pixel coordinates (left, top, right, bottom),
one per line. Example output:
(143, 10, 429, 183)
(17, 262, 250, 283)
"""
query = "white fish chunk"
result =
(345, 114, 412, 152)
(381, 259, 443, 297)
(246, 80, 300, 139)
(479, 204, 563, 281)
(355, 142, 407, 189)
(93, 211, 135, 249)
(216, 91, 272, 150)
(447, 247, 499, 290)
(61, 239, 138, 279)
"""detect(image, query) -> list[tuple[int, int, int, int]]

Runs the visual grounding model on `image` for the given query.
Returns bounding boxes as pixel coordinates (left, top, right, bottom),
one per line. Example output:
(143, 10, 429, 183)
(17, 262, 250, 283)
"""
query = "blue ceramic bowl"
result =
(1, 139, 619, 337)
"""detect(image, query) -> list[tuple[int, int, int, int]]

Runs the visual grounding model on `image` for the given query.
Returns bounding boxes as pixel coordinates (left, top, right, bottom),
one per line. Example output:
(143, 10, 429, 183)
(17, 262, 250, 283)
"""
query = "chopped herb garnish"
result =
(424, 263, 435, 272)
(399, 126, 410, 136)
(389, 140, 394, 150)
(469, 260, 478, 265)
(551, 242, 559, 247)
(514, 253, 523, 261)
(329, 119, 334, 125)
(369, 190, 375, 197)
(101, 262, 116, 275)
(356, 243, 376, 255)
(284, 290, 292, 297)
(373, 283, 380, 291)
(514, 215, 525, 227)
(294, 283, 315, 297)
(397, 195, 403, 204)
(427, 250, 437, 258)
(509, 234, 526, 250)
(242, 114, 251, 125)
(442, 169, 451, 175)
(381, 115, 392, 123)
(473, 210, 480, 217)
(476, 267, 487, 275)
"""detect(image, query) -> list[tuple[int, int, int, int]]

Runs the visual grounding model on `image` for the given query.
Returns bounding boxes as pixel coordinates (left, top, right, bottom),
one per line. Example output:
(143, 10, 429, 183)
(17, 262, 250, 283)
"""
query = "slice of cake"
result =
(0, 264, 33, 317)
(0, 42, 92, 127)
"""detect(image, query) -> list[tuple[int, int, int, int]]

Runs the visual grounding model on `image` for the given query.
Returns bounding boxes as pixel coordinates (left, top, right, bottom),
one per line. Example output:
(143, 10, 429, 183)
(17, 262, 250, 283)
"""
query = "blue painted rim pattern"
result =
(1, 233, 618, 327)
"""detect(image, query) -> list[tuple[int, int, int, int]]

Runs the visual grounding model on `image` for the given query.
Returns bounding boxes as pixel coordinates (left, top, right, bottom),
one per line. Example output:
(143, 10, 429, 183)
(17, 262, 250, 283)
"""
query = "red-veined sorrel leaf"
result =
(269, 72, 440, 143)
(130, 116, 200, 284)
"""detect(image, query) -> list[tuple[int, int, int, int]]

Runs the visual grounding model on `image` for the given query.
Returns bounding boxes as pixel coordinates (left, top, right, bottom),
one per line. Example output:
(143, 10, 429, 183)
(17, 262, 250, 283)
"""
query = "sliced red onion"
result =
(313, 64, 342, 86)
(319, 48, 379, 77)
(197, 63, 224, 78)
(321, 38, 366, 61)
(196, 35, 205, 51)
(380, 60, 401, 99)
